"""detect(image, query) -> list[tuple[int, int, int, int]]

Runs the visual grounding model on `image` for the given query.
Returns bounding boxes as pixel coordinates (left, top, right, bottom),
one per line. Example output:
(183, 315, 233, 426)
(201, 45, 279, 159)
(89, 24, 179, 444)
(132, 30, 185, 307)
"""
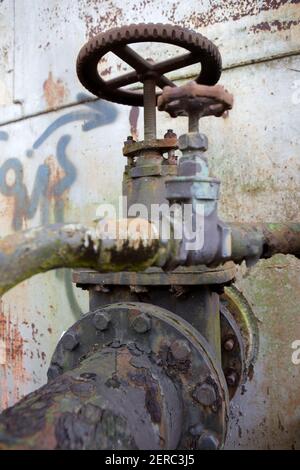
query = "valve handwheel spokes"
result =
(76, 23, 222, 107)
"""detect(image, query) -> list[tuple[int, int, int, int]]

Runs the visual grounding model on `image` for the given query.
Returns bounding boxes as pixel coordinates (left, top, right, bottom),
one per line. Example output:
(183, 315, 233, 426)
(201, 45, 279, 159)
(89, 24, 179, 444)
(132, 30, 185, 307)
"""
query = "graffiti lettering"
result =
(0, 96, 118, 318)
(0, 95, 118, 229)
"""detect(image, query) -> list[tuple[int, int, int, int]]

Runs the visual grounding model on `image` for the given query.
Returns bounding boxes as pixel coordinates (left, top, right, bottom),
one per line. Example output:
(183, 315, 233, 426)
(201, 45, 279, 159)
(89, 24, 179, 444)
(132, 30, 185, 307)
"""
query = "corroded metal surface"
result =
(1, 0, 299, 121)
(0, 345, 182, 450)
(123, 136, 178, 157)
(50, 302, 229, 449)
(158, 82, 233, 119)
(0, 0, 299, 451)
(0, 221, 167, 297)
(1, 219, 300, 299)
(230, 223, 300, 265)
(222, 286, 259, 379)
(0, 303, 229, 449)
(226, 255, 300, 449)
(76, 23, 222, 106)
(220, 303, 246, 400)
(73, 262, 237, 286)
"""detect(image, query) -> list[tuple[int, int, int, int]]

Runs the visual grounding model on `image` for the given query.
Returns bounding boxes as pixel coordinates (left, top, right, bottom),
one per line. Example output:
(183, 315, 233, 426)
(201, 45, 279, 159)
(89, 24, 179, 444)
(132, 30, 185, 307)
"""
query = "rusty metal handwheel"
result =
(76, 23, 222, 106)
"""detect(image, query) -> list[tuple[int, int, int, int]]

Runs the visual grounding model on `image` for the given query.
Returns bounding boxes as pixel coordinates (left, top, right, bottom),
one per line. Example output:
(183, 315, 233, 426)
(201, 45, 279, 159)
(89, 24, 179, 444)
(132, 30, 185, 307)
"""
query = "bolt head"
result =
(170, 339, 191, 361)
(164, 129, 177, 139)
(197, 432, 220, 450)
(47, 364, 61, 381)
(178, 132, 208, 151)
(223, 337, 235, 351)
(225, 370, 238, 387)
(93, 311, 111, 331)
(192, 383, 217, 406)
(131, 313, 151, 333)
(61, 331, 79, 351)
(189, 423, 203, 436)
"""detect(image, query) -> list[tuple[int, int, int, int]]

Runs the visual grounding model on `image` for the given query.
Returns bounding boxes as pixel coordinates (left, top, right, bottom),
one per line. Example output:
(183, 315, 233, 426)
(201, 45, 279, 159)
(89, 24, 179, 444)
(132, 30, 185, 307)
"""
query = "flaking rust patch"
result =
(43, 72, 69, 109)
(95, 218, 159, 251)
(0, 301, 27, 410)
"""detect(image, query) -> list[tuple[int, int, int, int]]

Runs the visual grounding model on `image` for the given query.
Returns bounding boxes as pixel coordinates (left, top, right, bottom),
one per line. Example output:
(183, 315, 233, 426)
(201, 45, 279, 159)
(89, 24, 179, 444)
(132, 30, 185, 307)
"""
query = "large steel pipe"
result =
(0, 343, 182, 450)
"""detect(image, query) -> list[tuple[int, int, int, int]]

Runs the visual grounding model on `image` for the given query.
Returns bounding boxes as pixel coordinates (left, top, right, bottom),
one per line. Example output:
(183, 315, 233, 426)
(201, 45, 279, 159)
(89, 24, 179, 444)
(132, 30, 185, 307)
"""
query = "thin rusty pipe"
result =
(229, 222, 300, 264)
(188, 111, 200, 132)
(143, 78, 157, 140)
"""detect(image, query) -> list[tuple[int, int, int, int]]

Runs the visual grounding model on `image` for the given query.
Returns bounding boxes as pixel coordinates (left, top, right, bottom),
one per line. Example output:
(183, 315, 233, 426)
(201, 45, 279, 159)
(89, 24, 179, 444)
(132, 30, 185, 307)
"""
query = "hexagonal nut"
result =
(61, 331, 79, 351)
(192, 383, 217, 406)
(47, 364, 62, 381)
(223, 337, 235, 351)
(170, 339, 191, 361)
(93, 310, 111, 331)
(197, 431, 220, 450)
(131, 313, 151, 333)
(178, 132, 208, 151)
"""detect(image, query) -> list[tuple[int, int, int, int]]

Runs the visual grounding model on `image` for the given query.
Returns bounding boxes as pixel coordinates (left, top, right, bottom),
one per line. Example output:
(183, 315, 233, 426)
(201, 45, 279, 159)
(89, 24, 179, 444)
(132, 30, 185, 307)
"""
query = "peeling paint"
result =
(129, 106, 140, 141)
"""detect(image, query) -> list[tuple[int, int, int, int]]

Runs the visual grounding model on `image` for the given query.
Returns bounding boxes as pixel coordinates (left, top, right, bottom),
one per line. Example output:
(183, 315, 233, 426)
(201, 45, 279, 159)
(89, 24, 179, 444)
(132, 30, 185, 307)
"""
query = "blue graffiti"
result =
(0, 158, 50, 229)
(0, 136, 78, 229)
(0, 96, 118, 319)
(0, 96, 118, 229)
(0, 131, 9, 141)
(31, 94, 117, 150)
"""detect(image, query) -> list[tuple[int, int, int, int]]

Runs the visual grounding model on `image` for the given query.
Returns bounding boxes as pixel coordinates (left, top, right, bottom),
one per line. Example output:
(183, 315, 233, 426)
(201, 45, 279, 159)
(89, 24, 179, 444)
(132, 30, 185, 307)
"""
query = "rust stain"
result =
(0, 301, 26, 410)
(43, 72, 68, 109)
(129, 106, 140, 141)
(0, 195, 15, 231)
(100, 66, 112, 77)
(173, 0, 300, 29)
(31, 323, 39, 344)
(42, 155, 72, 219)
(78, 0, 122, 40)
(250, 19, 300, 33)
(44, 155, 66, 199)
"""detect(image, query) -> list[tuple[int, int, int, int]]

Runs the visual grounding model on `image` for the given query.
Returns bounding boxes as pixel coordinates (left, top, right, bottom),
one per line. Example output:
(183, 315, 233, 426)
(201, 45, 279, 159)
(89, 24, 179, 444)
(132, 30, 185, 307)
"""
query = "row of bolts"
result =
(61, 309, 238, 390)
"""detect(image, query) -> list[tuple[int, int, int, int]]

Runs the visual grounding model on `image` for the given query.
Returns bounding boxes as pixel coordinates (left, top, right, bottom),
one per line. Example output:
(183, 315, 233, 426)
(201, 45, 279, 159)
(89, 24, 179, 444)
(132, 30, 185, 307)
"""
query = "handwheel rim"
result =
(76, 23, 222, 106)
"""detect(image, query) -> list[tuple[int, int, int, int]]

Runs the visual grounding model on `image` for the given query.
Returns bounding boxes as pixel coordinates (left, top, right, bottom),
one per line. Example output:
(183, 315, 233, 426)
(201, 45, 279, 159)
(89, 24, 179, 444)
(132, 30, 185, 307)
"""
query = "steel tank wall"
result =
(0, 0, 300, 449)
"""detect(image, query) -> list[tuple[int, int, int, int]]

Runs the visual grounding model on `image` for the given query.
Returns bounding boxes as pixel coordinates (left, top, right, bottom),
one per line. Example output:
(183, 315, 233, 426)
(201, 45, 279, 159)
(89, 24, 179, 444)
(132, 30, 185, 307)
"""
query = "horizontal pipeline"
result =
(0, 221, 299, 296)
(229, 222, 300, 264)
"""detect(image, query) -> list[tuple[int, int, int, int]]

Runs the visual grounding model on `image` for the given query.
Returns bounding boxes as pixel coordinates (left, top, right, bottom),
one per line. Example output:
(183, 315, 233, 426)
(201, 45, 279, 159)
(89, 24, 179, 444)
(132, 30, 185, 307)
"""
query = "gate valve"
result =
(156, 64, 234, 266)
(76, 23, 232, 266)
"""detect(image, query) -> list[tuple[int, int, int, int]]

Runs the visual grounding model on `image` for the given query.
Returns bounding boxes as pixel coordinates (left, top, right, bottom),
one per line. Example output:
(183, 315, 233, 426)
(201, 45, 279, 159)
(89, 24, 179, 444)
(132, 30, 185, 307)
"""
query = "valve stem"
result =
(143, 78, 157, 140)
(188, 110, 200, 133)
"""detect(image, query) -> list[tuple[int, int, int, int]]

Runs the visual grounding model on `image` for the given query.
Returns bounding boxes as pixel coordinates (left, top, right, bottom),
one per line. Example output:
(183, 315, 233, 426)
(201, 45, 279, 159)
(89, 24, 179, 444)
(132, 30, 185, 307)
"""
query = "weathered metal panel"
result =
(0, 1, 22, 123)
(0, 0, 300, 450)
(0, 270, 86, 410)
(226, 254, 300, 449)
(0, 100, 127, 409)
(3, 0, 298, 122)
